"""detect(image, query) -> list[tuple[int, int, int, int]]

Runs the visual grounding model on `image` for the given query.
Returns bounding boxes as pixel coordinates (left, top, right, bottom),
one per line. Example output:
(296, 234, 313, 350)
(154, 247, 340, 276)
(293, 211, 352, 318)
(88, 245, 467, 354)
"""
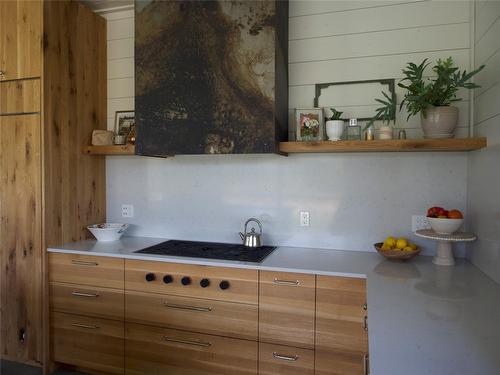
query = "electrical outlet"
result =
(412, 215, 430, 232)
(300, 211, 310, 227)
(121, 204, 134, 218)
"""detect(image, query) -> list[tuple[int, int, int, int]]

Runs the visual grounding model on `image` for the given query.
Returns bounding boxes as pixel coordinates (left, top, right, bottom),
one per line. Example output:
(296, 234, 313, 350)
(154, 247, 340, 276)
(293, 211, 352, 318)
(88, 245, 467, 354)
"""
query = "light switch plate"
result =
(122, 204, 134, 218)
(412, 215, 430, 231)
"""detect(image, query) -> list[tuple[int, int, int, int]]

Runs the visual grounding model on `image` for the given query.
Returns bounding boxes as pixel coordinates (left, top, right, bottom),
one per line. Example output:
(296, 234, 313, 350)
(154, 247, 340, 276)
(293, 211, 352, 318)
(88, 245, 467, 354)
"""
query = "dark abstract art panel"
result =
(135, 0, 288, 155)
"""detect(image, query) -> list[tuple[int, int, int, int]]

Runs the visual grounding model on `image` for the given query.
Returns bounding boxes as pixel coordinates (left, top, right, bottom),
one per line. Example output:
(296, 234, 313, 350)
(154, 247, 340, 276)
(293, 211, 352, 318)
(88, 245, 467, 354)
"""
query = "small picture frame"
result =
(114, 110, 135, 136)
(295, 108, 324, 141)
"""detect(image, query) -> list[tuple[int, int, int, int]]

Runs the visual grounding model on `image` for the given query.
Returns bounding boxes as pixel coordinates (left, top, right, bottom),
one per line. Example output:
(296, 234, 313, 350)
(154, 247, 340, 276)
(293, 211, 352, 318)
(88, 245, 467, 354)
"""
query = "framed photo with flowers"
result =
(295, 108, 324, 141)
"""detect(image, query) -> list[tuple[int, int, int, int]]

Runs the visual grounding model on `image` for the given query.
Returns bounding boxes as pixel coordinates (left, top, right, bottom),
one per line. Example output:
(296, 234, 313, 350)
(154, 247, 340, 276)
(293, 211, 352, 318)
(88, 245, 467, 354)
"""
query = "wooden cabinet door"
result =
(0, 114, 42, 364)
(0, 79, 40, 114)
(259, 271, 315, 349)
(0, 0, 42, 80)
(315, 276, 368, 375)
(259, 343, 314, 375)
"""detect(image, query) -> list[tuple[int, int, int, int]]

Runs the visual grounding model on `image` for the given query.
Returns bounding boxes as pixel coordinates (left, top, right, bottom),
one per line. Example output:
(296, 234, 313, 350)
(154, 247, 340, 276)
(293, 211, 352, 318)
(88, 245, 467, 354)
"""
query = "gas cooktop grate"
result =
(135, 240, 277, 263)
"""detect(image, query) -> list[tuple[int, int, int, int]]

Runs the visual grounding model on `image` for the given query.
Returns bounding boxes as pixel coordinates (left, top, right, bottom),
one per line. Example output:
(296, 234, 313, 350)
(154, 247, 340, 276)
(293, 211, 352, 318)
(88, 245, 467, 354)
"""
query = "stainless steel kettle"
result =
(239, 218, 262, 248)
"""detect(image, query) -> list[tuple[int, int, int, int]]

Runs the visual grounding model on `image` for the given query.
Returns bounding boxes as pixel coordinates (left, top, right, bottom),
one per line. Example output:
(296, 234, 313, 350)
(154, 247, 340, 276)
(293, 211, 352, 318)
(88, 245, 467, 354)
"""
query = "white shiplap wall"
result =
(102, 2, 470, 255)
(467, 0, 500, 284)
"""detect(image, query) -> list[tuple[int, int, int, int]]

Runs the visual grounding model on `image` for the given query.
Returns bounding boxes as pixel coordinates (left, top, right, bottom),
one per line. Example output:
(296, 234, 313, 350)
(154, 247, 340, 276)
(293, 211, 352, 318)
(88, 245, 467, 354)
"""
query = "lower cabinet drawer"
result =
(315, 350, 368, 375)
(125, 322, 258, 375)
(50, 282, 124, 320)
(125, 291, 258, 340)
(259, 343, 314, 375)
(51, 311, 124, 375)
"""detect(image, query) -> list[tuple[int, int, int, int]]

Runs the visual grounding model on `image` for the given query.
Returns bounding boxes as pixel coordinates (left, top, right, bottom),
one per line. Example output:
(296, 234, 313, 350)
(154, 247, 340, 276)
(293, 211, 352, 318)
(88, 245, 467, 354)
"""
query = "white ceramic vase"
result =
(421, 106, 459, 139)
(326, 120, 344, 141)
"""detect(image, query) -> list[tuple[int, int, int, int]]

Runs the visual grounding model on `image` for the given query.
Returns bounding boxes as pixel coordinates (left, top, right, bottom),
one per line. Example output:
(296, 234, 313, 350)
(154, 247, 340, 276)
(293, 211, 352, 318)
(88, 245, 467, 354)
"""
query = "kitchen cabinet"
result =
(316, 276, 369, 375)
(134, 0, 289, 155)
(259, 343, 314, 375)
(0, 1, 106, 369)
(0, 0, 42, 80)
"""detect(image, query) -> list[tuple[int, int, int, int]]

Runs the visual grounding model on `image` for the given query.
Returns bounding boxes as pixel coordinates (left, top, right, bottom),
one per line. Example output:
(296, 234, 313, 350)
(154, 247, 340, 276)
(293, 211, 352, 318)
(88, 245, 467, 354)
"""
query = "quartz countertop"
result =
(48, 237, 500, 375)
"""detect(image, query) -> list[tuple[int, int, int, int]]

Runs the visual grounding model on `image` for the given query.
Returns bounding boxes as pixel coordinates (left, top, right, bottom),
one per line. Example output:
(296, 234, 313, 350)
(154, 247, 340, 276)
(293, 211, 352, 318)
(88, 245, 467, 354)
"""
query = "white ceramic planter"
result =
(421, 106, 458, 139)
(325, 120, 344, 141)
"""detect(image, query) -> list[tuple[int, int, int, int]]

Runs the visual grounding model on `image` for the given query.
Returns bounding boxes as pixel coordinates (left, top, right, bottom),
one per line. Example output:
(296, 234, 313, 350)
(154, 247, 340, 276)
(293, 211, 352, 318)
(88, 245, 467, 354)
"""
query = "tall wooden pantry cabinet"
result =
(0, 0, 106, 370)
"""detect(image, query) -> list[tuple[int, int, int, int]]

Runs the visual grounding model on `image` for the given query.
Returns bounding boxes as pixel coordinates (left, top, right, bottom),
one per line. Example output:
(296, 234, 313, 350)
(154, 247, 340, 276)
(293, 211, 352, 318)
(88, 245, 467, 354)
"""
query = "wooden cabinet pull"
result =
(71, 260, 98, 267)
(72, 323, 99, 330)
(162, 336, 211, 347)
(164, 302, 212, 312)
(273, 278, 300, 286)
(272, 352, 299, 361)
(71, 291, 99, 298)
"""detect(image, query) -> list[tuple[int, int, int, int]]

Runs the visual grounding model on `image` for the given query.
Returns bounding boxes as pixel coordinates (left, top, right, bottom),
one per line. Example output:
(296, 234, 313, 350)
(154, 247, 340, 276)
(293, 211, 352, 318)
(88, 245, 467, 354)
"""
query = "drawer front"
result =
(50, 282, 124, 320)
(0, 79, 40, 114)
(125, 291, 257, 341)
(316, 276, 368, 354)
(315, 350, 368, 375)
(125, 323, 258, 375)
(51, 312, 124, 375)
(259, 271, 315, 349)
(259, 343, 314, 375)
(49, 253, 124, 289)
(125, 259, 258, 304)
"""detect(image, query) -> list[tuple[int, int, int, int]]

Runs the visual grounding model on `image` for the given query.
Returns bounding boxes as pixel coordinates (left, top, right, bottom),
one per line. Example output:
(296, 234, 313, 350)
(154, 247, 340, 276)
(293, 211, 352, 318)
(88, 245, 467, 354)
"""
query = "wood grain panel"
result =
(125, 291, 257, 341)
(50, 282, 124, 320)
(259, 271, 315, 349)
(43, 0, 106, 248)
(315, 276, 368, 375)
(259, 343, 314, 375)
(0, 114, 42, 364)
(125, 260, 258, 304)
(125, 323, 258, 375)
(0, 0, 42, 80)
(0, 79, 40, 114)
(48, 253, 124, 289)
(50, 312, 124, 375)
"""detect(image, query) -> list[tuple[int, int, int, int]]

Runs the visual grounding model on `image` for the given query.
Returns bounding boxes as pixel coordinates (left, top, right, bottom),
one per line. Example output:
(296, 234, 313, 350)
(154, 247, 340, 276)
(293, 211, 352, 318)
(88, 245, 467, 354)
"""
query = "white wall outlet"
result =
(412, 215, 430, 232)
(121, 204, 134, 218)
(300, 211, 310, 227)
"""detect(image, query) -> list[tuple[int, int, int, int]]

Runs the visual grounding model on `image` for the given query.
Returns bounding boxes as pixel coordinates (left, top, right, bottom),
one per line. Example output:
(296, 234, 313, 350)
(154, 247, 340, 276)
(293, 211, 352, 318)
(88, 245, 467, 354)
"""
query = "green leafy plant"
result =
(398, 57, 484, 118)
(326, 108, 343, 121)
(365, 91, 397, 130)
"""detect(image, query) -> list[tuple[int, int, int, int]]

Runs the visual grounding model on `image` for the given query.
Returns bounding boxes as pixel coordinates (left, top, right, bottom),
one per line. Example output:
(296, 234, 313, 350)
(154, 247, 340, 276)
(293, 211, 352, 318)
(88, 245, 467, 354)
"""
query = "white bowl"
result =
(428, 217, 463, 235)
(87, 223, 129, 242)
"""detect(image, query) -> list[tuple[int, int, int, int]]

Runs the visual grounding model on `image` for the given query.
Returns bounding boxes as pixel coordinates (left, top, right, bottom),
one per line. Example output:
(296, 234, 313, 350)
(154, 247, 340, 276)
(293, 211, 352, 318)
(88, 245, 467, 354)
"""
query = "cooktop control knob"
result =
(200, 278, 210, 288)
(181, 276, 191, 286)
(145, 273, 156, 282)
(163, 275, 173, 284)
(219, 280, 230, 290)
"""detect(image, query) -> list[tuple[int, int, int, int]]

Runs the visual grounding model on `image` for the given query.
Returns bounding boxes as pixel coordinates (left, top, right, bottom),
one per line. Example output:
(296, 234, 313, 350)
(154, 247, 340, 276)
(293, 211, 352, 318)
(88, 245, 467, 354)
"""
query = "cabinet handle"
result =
(363, 316, 368, 331)
(71, 291, 99, 298)
(363, 353, 369, 375)
(0, 70, 5, 77)
(273, 278, 300, 286)
(163, 336, 211, 347)
(164, 302, 212, 312)
(363, 303, 367, 311)
(72, 323, 99, 330)
(273, 352, 299, 361)
(71, 260, 98, 266)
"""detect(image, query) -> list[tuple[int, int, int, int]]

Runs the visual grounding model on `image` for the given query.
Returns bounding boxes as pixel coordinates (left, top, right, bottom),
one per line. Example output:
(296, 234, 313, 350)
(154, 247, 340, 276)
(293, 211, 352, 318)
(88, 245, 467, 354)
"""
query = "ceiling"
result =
(80, 0, 133, 12)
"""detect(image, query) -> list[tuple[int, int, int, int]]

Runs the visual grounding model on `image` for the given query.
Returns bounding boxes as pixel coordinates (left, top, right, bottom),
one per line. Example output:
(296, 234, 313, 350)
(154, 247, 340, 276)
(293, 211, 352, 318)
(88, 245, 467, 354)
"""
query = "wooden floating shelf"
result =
(83, 144, 136, 155)
(279, 138, 487, 154)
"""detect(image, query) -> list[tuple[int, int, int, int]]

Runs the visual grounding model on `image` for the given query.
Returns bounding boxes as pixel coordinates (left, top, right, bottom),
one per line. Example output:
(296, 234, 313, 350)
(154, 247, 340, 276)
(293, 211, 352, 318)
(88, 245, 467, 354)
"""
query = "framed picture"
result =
(295, 108, 324, 141)
(114, 110, 135, 136)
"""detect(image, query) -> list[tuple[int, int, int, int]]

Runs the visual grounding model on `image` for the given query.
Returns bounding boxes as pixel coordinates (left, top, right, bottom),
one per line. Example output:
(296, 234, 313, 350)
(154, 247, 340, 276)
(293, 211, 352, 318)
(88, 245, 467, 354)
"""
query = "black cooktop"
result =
(135, 240, 277, 263)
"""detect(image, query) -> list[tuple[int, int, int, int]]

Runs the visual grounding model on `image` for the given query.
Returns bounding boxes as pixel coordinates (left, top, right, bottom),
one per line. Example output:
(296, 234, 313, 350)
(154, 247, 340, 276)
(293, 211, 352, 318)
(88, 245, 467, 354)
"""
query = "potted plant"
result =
(365, 91, 396, 139)
(325, 108, 344, 141)
(398, 57, 484, 138)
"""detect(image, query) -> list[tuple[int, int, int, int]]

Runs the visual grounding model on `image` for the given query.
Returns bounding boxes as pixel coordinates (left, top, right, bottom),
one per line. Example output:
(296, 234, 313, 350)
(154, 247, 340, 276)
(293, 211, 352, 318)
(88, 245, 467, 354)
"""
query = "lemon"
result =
(403, 246, 414, 252)
(396, 238, 408, 250)
(384, 237, 397, 248)
(381, 244, 392, 251)
(408, 243, 417, 251)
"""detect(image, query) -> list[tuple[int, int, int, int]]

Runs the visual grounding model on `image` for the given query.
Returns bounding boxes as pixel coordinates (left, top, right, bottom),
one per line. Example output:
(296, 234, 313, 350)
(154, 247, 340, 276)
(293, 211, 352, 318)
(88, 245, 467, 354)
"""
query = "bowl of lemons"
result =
(374, 236, 421, 261)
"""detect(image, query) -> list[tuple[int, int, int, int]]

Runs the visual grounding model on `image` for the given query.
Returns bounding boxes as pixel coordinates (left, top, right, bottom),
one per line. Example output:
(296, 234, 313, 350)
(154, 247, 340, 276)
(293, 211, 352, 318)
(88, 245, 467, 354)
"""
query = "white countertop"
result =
(48, 237, 500, 375)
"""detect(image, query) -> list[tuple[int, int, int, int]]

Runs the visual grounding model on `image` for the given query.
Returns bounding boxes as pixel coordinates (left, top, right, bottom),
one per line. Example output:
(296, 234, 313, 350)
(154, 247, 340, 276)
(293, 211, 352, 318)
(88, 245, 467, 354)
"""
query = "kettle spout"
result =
(239, 232, 245, 241)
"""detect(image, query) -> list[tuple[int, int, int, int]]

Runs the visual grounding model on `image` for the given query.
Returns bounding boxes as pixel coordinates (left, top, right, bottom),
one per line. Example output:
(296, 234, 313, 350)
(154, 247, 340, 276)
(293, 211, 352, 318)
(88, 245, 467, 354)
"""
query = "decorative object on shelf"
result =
(324, 108, 344, 141)
(87, 223, 129, 242)
(399, 57, 485, 139)
(295, 108, 324, 141)
(364, 90, 397, 139)
(346, 118, 361, 140)
(91, 130, 113, 146)
(113, 135, 127, 145)
(415, 229, 476, 266)
(114, 110, 135, 137)
(127, 124, 136, 145)
(398, 129, 407, 139)
(365, 125, 374, 141)
(379, 126, 393, 140)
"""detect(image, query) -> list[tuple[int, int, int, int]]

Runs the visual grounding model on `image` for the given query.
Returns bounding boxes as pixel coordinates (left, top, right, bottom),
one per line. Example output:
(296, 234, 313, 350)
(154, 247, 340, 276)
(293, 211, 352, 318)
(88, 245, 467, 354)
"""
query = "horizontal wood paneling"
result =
(107, 17, 134, 40)
(475, 48, 500, 97)
(290, 1, 469, 40)
(102, 9, 134, 21)
(475, 0, 500, 42)
(108, 37, 133, 60)
(475, 82, 500, 125)
(108, 97, 134, 117)
(475, 17, 500, 65)
(108, 77, 134, 98)
(108, 58, 134, 79)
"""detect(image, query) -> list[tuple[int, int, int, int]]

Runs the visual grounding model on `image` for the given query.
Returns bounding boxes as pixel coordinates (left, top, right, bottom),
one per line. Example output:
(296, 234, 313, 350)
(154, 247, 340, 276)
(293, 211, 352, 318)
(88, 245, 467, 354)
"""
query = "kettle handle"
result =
(244, 218, 262, 235)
